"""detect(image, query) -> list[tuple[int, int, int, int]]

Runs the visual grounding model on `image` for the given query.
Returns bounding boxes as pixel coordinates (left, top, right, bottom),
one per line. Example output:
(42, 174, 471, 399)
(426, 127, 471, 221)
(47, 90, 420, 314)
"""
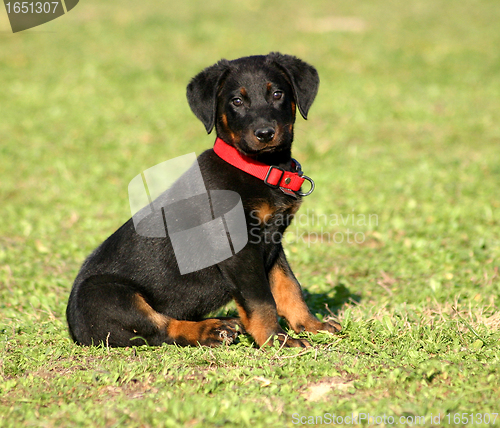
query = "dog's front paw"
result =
(318, 320, 342, 334)
(274, 333, 311, 348)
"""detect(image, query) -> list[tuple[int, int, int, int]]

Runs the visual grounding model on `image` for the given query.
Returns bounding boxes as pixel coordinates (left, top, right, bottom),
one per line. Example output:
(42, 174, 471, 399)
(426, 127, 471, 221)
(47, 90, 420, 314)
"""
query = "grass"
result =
(1, 0, 500, 426)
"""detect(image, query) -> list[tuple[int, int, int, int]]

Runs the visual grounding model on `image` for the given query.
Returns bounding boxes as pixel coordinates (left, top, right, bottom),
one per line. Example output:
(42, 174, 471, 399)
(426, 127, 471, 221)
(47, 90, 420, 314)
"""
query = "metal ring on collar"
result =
(296, 175, 315, 196)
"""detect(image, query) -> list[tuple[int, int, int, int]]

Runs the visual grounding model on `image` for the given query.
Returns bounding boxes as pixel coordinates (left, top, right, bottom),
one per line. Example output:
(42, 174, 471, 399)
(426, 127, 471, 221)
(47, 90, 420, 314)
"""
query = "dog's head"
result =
(187, 53, 319, 156)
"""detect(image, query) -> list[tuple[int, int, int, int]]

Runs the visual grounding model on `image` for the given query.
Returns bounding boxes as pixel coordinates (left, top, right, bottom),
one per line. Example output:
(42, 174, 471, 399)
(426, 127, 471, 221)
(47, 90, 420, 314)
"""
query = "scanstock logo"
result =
(3, 0, 79, 33)
(128, 153, 248, 275)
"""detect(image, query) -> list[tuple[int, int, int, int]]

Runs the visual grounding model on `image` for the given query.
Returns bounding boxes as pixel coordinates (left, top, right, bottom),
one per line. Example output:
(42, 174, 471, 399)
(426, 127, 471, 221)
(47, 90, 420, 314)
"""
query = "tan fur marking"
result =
(235, 302, 276, 346)
(134, 294, 169, 329)
(267, 82, 272, 92)
(167, 319, 200, 343)
(234, 301, 249, 326)
(230, 131, 239, 144)
(220, 113, 240, 144)
(250, 199, 301, 226)
(166, 318, 225, 345)
(254, 201, 275, 225)
(240, 87, 247, 97)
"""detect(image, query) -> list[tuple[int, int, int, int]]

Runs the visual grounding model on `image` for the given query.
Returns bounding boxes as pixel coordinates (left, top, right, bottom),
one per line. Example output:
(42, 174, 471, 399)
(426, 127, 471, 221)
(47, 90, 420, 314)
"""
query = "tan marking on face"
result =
(220, 112, 240, 145)
(240, 87, 247, 97)
(228, 131, 240, 145)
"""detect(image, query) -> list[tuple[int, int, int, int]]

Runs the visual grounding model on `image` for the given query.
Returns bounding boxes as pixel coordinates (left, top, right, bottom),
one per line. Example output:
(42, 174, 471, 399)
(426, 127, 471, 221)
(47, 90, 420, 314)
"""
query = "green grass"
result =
(1, 0, 500, 426)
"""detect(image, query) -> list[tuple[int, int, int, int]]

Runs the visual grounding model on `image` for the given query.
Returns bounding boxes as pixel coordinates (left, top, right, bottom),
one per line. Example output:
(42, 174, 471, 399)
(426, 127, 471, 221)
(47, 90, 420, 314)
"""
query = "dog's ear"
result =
(268, 53, 319, 119)
(186, 60, 230, 134)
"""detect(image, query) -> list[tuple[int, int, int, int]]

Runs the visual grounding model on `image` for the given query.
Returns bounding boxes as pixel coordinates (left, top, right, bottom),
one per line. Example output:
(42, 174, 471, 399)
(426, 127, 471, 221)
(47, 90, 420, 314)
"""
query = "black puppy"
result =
(66, 52, 341, 348)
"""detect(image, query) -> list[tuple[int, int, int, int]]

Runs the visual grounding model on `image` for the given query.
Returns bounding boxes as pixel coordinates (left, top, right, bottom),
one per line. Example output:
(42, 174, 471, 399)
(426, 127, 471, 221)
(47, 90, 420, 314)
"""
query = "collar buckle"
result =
(264, 166, 285, 188)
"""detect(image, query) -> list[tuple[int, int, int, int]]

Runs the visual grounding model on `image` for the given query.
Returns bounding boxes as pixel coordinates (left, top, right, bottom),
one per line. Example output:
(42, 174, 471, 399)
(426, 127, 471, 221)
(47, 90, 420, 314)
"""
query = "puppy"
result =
(66, 52, 341, 348)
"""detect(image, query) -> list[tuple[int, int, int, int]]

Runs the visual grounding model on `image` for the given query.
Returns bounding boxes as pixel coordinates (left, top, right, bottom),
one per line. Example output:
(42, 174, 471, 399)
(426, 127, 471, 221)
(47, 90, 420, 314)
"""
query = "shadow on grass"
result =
(304, 283, 361, 316)
(216, 283, 359, 326)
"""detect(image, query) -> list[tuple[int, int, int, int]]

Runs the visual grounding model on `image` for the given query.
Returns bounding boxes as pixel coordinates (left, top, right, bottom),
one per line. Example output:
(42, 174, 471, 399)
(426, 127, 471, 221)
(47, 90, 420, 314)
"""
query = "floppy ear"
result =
(186, 60, 230, 134)
(267, 52, 319, 119)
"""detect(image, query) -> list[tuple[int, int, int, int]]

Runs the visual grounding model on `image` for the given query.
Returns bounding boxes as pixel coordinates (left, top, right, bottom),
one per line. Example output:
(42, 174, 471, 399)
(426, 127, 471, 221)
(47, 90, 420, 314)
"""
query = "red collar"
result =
(213, 137, 314, 197)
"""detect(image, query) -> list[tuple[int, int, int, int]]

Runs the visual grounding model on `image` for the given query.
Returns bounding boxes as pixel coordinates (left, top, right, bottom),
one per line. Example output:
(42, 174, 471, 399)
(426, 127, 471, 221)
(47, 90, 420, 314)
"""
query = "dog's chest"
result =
(248, 196, 302, 235)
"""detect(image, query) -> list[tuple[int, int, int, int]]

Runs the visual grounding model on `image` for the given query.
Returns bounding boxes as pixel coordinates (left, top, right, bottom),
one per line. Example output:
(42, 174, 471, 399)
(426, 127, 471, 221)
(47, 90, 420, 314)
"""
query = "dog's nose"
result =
(254, 127, 275, 143)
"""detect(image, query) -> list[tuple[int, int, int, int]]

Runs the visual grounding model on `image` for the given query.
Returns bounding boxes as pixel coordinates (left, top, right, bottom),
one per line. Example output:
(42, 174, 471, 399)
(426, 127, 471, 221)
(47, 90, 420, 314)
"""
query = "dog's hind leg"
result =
(66, 275, 241, 347)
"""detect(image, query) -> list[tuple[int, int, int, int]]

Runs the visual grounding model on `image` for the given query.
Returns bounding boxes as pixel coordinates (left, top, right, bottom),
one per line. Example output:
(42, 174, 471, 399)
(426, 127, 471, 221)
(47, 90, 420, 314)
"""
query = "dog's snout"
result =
(254, 127, 275, 143)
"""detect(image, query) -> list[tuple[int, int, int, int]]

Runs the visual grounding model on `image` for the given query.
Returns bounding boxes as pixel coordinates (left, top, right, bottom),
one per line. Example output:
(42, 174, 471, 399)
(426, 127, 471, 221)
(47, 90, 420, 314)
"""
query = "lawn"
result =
(1, 0, 500, 426)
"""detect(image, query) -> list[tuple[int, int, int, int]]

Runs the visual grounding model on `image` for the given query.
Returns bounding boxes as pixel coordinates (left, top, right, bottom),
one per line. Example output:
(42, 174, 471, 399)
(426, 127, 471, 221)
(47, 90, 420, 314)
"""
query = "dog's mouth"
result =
(238, 130, 289, 156)
(238, 142, 284, 157)
(248, 143, 281, 154)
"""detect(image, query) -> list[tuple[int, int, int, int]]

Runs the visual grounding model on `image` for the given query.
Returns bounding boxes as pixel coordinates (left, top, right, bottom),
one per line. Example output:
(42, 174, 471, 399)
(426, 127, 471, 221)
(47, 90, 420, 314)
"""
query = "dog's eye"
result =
(273, 91, 283, 100)
(232, 98, 243, 107)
